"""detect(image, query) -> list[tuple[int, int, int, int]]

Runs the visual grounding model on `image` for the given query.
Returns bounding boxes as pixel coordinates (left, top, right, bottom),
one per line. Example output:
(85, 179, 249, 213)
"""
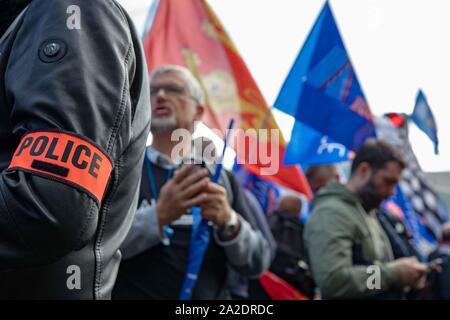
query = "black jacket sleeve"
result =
(0, 0, 137, 270)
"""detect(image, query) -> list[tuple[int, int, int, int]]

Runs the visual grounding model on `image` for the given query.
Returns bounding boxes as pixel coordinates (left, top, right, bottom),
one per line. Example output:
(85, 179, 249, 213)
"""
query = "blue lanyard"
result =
(180, 119, 234, 299)
(179, 163, 230, 299)
(144, 156, 174, 245)
(180, 165, 227, 300)
(178, 206, 211, 300)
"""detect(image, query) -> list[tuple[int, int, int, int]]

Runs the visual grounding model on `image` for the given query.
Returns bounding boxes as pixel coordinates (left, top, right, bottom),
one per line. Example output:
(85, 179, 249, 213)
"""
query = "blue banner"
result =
(233, 162, 281, 215)
(285, 120, 350, 168)
(274, 1, 375, 152)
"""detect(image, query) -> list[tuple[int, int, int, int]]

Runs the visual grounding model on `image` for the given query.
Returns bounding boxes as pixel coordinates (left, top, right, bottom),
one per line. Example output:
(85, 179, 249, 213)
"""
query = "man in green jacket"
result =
(304, 140, 429, 299)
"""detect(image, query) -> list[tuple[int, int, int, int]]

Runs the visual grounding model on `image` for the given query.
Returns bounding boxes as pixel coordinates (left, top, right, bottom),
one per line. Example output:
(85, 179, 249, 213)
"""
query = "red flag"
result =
(259, 272, 309, 300)
(143, 0, 312, 198)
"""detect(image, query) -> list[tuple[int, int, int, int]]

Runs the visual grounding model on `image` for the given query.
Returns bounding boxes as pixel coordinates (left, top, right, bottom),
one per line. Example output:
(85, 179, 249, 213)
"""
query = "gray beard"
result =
(151, 116, 177, 133)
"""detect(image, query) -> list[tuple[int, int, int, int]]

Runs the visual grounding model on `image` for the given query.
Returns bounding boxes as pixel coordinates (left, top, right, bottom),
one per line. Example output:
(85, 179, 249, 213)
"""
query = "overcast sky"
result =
(118, 0, 450, 173)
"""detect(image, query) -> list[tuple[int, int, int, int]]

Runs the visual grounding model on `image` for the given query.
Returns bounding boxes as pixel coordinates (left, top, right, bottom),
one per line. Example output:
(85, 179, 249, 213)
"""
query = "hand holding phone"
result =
(156, 164, 210, 226)
(426, 258, 444, 273)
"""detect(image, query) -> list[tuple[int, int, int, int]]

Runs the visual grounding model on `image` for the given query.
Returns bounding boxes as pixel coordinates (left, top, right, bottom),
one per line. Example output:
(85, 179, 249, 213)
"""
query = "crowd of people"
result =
(112, 65, 450, 300)
(1, 0, 449, 300)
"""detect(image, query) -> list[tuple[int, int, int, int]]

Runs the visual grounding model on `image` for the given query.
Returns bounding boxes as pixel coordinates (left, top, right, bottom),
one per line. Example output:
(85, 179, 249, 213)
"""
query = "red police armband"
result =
(8, 130, 113, 204)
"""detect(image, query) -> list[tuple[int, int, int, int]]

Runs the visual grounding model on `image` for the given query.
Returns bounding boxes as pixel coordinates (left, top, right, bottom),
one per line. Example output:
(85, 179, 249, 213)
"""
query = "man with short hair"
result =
(305, 164, 340, 194)
(305, 139, 430, 299)
(112, 65, 270, 299)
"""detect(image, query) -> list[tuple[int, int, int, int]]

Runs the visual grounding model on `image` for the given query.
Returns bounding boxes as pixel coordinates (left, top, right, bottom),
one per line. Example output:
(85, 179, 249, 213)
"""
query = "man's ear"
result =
(194, 104, 204, 121)
(358, 162, 372, 183)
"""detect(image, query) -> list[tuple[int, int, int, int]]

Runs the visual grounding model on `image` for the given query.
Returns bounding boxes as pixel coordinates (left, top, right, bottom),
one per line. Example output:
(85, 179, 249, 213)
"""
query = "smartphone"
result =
(190, 161, 210, 176)
(426, 258, 444, 270)
(177, 158, 209, 174)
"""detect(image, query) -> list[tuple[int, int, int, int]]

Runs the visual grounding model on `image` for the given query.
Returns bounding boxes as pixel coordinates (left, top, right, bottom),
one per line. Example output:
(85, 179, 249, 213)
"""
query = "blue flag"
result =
(285, 120, 350, 168)
(410, 90, 439, 155)
(232, 161, 281, 215)
(274, 1, 375, 151)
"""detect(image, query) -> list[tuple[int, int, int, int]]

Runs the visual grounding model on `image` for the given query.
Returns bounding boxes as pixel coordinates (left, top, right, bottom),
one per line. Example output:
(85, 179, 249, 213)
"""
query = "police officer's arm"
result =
(0, 0, 137, 270)
(304, 204, 401, 299)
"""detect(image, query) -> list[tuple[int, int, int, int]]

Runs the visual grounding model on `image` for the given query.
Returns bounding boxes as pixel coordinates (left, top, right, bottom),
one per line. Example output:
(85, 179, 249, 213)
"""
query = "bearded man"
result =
(304, 139, 430, 299)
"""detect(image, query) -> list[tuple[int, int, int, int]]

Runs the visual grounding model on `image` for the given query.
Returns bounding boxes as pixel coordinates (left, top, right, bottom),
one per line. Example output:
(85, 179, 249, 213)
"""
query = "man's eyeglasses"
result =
(150, 84, 199, 103)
